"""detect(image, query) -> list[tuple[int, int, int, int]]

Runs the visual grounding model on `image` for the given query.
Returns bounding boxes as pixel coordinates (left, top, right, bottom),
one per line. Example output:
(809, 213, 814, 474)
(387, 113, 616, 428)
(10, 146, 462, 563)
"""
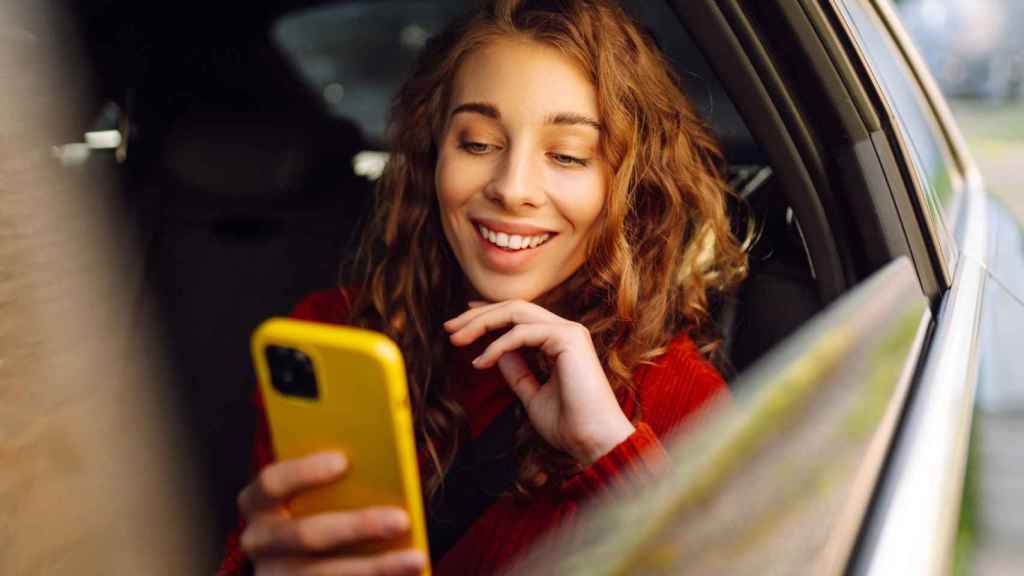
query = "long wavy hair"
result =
(345, 0, 748, 502)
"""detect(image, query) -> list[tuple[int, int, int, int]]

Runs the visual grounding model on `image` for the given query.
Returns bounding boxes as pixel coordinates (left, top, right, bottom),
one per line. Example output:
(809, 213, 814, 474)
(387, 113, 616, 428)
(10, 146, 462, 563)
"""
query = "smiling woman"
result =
(436, 38, 607, 302)
(219, 1, 749, 575)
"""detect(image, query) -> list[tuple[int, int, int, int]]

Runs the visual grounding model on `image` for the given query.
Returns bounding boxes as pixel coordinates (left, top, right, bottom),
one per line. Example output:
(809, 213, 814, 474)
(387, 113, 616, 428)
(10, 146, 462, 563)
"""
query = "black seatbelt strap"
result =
(426, 403, 524, 562)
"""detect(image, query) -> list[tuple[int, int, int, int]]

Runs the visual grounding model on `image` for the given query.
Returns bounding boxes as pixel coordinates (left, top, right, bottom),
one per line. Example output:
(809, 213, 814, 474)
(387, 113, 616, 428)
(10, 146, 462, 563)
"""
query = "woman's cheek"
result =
(550, 169, 607, 233)
(436, 151, 487, 208)
(434, 150, 458, 206)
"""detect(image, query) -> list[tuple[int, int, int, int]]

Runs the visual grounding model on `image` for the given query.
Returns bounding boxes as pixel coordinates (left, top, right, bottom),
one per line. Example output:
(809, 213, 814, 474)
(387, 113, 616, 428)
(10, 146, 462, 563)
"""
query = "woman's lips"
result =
(473, 222, 555, 272)
(477, 222, 551, 250)
(471, 217, 554, 236)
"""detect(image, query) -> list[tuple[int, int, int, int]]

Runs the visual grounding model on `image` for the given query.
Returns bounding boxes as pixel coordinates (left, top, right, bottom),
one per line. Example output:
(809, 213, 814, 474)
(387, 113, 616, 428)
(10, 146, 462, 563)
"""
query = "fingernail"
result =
(398, 549, 426, 569)
(324, 453, 347, 473)
(387, 510, 410, 532)
(471, 355, 482, 366)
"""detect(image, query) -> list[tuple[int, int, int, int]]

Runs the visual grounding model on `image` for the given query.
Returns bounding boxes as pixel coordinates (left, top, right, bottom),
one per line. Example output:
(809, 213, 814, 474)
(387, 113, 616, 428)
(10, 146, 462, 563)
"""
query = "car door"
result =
(833, 1, 1024, 574)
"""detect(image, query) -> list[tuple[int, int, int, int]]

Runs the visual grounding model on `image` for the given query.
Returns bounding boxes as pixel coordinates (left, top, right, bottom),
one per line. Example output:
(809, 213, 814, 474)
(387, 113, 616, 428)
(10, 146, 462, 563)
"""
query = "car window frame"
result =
(865, 0, 985, 255)
(673, 0, 852, 305)
(828, 0, 967, 289)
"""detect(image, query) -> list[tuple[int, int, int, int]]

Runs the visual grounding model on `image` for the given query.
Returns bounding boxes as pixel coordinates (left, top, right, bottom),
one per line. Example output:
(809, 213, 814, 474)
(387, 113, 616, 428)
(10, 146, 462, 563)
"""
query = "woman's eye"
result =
(549, 153, 588, 167)
(459, 141, 494, 154)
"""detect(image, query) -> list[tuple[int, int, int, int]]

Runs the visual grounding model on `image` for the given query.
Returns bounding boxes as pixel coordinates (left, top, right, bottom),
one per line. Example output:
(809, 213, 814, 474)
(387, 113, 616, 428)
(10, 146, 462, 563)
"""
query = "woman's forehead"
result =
(448, 37, 599, 124)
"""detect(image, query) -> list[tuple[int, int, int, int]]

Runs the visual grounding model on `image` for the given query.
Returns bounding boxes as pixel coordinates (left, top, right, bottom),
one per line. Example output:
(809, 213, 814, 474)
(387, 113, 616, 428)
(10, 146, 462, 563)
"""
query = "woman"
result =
(219, 0, 747, 574)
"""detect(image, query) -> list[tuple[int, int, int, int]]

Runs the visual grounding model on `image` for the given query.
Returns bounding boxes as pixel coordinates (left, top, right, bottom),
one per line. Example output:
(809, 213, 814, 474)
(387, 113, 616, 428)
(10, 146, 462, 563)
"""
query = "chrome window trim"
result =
(826, 0, 953, 289)
(870, 0, 972, 177)
(866, 0, 962, 258)
(850, 165, 988, 576)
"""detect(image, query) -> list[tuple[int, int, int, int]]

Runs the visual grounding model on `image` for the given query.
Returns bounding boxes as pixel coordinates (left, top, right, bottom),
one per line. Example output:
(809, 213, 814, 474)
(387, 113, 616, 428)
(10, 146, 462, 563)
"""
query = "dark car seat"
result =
(717, 166, 823, 377)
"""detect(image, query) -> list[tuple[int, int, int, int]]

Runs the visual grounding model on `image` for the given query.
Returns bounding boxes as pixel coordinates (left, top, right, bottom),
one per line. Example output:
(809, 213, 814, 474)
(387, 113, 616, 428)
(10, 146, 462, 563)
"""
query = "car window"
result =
(835, 0, 962, 269)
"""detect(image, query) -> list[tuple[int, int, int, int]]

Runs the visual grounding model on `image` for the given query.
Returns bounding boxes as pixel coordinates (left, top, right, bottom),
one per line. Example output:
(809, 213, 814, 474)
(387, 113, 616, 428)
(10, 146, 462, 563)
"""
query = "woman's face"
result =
(435, 38, 608, 303)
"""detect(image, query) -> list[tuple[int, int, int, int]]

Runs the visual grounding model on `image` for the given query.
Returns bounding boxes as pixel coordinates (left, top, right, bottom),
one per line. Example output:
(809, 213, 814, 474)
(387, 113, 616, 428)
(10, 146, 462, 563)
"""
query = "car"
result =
(41, 0, 1024, 573)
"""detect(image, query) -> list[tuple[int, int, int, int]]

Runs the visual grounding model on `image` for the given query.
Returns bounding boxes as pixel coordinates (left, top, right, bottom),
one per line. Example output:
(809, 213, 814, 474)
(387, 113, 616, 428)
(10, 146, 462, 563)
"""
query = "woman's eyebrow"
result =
(545, 112, 601, 131)
(450, 101, 500, 120)
(449, 103, 600, 131)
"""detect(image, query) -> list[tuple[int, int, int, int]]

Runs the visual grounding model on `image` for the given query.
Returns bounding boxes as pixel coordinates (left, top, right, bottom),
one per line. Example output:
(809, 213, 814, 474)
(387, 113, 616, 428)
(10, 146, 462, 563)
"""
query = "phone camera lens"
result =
(266, 346, 318, 399)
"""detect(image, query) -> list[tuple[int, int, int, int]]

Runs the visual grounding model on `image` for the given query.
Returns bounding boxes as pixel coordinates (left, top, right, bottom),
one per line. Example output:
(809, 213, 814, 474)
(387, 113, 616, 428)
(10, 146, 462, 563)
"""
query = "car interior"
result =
(64, 0, 859, 561)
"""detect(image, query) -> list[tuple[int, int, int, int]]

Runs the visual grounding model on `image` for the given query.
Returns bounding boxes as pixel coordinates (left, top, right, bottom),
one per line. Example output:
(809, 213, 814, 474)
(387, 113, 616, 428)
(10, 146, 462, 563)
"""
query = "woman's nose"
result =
(483, 146, 545, 210)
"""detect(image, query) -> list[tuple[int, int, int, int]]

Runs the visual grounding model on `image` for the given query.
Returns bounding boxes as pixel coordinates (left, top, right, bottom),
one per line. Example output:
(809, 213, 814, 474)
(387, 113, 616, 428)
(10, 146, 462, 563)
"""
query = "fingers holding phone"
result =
(239, 452, 347, 520)
(252, 550, 428, 576)
(239, 452, 427, 574)
(250, 320, 430, 573)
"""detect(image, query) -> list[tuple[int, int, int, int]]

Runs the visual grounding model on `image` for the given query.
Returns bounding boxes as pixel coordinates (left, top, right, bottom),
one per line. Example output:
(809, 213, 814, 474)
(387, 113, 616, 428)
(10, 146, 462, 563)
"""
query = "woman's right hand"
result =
(238, 452, 428, 576)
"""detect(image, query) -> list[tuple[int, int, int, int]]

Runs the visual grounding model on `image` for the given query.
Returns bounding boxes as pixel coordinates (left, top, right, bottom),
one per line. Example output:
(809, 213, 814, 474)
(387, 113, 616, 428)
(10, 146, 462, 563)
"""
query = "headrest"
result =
(162, 110, 364, 206)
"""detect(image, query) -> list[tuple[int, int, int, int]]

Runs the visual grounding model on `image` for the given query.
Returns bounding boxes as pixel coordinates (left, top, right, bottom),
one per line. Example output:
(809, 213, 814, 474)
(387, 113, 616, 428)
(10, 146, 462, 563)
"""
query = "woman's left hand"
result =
(443, 300, 635, 465)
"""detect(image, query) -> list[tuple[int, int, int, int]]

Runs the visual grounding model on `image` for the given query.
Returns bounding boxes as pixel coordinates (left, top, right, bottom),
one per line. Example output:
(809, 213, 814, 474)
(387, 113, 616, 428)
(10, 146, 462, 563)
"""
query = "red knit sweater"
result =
(218, 288, 727, 575)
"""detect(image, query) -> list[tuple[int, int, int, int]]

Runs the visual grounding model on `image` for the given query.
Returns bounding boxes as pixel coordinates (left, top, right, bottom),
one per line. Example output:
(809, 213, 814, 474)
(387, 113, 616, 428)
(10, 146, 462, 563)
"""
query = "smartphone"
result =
(251, 318, 429, 567)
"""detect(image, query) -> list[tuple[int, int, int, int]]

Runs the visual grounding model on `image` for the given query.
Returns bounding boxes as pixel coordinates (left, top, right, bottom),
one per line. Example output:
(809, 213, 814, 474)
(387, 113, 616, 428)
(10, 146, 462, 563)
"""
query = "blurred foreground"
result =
(0, 1, 209, 573)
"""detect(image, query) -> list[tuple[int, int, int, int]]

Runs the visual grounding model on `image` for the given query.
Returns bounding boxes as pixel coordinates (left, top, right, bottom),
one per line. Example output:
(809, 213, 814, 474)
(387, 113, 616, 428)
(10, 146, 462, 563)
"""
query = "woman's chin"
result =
(467, 275, 548, 304)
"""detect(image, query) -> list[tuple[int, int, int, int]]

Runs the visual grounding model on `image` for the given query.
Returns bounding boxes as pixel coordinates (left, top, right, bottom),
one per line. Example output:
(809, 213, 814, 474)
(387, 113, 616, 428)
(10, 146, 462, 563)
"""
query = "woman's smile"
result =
(471, 218, 558, 272)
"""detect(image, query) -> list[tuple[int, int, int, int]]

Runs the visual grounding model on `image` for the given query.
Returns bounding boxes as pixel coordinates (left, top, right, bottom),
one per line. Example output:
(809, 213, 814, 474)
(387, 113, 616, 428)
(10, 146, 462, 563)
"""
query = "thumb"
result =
(496, 350, 541, 407)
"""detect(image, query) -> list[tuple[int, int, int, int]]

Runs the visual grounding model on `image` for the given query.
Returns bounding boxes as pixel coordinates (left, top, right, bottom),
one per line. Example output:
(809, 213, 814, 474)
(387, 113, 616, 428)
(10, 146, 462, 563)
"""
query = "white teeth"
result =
(478, 224, 552, 251)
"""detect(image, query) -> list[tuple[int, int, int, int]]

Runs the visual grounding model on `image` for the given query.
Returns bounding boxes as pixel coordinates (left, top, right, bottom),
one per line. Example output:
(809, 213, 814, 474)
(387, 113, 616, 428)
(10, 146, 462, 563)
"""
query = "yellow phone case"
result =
(251, 318, 429, 568)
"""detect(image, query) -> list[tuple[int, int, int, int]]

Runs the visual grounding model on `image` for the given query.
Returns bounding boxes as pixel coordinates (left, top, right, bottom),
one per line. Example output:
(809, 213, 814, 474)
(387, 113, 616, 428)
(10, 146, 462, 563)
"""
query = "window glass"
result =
(837, 0, 961, 266)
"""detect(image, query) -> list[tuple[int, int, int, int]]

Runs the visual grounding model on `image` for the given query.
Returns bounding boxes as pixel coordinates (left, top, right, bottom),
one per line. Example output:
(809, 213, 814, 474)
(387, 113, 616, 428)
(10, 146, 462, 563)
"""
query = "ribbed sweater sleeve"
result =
(560, 422, 669, 499)
(434, 333, 727, 573)
(560, 334, 726, 501)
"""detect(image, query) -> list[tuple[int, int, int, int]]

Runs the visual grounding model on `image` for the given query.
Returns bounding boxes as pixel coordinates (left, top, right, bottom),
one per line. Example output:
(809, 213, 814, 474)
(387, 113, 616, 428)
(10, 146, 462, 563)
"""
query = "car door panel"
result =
(976, 197, 1024, 411)
(850, 151, 990, 576)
